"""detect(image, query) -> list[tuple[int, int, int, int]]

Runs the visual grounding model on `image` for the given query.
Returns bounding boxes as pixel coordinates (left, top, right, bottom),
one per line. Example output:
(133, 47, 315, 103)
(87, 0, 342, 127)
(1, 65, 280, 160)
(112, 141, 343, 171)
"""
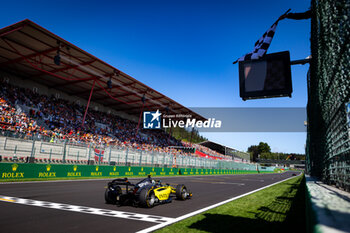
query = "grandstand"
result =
(0, 19, 255, 170)
(198, 140, 250, 162)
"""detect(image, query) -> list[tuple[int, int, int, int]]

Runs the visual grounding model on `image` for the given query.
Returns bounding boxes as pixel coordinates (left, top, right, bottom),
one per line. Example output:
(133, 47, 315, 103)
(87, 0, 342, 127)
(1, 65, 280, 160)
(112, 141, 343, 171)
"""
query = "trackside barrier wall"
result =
(0, 163, 273, 181)
(0, 135, 274, 171)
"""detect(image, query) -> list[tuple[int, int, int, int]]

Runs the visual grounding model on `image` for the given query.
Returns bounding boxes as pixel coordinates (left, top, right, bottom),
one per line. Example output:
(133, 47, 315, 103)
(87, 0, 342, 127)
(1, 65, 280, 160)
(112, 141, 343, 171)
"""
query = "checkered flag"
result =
(233, 9, 290, 64)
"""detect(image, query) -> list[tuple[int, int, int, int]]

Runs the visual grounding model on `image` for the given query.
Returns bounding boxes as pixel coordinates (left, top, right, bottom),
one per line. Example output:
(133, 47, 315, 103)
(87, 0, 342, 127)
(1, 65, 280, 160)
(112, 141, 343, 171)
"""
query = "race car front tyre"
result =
(139, 188, 156, 208)
(176, 184, 188, 200)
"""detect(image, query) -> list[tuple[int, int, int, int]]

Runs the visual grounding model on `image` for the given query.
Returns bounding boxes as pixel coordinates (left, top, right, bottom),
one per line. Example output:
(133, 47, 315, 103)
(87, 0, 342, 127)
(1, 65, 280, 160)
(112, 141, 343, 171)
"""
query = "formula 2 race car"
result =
(105, 175, 192, 207)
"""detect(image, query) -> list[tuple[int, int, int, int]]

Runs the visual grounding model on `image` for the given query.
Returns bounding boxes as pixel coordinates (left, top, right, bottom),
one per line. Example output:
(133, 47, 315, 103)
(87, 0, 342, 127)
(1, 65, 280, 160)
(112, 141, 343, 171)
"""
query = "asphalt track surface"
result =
(0, 171, 299, 233)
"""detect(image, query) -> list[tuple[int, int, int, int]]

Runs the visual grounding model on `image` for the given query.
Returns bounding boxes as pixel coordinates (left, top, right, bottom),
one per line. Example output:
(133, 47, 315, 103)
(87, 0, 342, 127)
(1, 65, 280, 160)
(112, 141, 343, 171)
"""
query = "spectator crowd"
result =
(0, 81, 232, 160)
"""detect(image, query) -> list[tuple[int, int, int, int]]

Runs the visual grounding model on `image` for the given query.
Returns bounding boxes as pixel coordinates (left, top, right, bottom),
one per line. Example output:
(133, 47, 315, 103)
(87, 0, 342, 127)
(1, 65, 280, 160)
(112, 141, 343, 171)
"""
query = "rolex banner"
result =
(0, 163, 268, 180)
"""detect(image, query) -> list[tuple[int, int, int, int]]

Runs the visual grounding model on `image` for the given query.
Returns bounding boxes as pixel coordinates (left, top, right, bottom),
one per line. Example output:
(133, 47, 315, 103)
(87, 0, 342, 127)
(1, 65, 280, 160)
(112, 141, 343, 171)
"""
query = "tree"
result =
(247, 142, 271, 162)
(258, 142, 271, 154)
(248, 141, 305, 161)
(169, 127, 207, 144)
(248, 145, 259, 162)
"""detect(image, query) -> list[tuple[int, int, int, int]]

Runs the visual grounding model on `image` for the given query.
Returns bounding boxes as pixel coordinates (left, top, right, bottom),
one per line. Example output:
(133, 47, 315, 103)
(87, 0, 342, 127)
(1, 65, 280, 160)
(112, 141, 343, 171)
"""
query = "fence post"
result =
(98, 145, 101, 166)
(125, 148, 129, 166)
(117, 149, 120, 164)
(39, 141, 43, 156)
(77, 151, 79, 163)
(108, 146, 112, 165)
(4, 137, 7, 150)
(139, 150, 142, 166)
(30, 137, 35, 159)
(151, 151, 154, 165)
(49, 148, 52, 163)
(14, 145, 17, 158)
(87, 143, 91, 162)
(62, 140, 67, 163)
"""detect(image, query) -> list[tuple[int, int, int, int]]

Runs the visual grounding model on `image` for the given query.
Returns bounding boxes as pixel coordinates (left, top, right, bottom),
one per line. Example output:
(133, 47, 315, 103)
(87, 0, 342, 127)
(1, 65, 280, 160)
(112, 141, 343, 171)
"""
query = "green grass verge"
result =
(273, 167, 287, 173)
(156, 175, 306, 233)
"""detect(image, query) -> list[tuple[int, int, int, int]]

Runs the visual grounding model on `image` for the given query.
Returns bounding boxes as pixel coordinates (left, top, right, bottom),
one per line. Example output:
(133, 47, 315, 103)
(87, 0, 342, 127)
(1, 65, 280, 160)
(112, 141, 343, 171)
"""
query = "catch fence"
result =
(0, 131, 264, 171)
(307, 0, 350, 190)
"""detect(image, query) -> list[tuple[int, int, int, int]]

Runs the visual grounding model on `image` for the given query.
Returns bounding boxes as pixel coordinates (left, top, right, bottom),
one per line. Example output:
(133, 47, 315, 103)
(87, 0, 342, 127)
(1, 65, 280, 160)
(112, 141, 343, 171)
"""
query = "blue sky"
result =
(1, 0, 311, 153)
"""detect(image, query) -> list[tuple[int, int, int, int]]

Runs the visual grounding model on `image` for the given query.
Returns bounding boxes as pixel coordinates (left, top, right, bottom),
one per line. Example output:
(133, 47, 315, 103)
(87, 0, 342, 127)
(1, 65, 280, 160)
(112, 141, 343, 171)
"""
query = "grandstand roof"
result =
(0, 19, 204, 119)
(198, 140, 239, 156)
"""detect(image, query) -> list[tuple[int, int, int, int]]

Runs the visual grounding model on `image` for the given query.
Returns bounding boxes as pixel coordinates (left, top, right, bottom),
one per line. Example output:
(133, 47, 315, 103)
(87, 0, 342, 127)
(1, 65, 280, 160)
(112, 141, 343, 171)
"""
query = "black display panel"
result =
(239, 51, 292, 101)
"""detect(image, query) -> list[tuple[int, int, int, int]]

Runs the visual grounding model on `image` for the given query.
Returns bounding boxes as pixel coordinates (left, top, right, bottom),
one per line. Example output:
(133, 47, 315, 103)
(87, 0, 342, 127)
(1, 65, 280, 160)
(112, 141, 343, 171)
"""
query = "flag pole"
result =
(276, 8, 291, 23)
(233, 8, 291, 64)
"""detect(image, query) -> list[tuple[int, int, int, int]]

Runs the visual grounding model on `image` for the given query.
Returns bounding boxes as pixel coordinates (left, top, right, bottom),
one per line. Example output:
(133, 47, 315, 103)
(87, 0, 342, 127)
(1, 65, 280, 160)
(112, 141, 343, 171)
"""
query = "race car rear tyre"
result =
(105, 189, 114, 204)
(105, 186, 122, 204)
(139, 188, 155, 208)
(176, 184, 188, 200)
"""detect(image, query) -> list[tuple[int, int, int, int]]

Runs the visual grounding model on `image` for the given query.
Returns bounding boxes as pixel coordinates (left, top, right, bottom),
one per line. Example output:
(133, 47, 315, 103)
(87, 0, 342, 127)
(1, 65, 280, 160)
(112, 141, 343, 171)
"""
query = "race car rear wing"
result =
(108, 178, 135, 193)
(108, 178, 135, 186)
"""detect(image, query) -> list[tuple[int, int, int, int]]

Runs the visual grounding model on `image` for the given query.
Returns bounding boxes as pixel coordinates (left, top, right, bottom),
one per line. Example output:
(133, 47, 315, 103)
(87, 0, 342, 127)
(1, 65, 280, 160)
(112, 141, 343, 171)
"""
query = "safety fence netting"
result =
(307, 0, 350, 191)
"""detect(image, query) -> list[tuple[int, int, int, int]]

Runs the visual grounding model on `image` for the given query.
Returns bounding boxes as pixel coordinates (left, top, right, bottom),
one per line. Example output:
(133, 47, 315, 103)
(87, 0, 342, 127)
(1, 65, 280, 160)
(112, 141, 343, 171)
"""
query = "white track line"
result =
(136, 173, 301, 233)
(188, 179, 245, 186)
(0, 195, 174, 223)
(0, 172, 283, 185)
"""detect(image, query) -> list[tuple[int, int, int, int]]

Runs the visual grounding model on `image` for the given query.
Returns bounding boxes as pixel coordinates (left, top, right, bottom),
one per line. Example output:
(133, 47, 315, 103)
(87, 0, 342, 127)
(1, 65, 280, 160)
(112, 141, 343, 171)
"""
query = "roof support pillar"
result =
(136, 100, 146, 135)
(82, 78, 96, 127)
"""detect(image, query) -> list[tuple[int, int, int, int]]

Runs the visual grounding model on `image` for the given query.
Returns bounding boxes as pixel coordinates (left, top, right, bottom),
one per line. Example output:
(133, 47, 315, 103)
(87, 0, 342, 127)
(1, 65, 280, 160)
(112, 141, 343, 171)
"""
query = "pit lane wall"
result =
(0, 163, 274, 181)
